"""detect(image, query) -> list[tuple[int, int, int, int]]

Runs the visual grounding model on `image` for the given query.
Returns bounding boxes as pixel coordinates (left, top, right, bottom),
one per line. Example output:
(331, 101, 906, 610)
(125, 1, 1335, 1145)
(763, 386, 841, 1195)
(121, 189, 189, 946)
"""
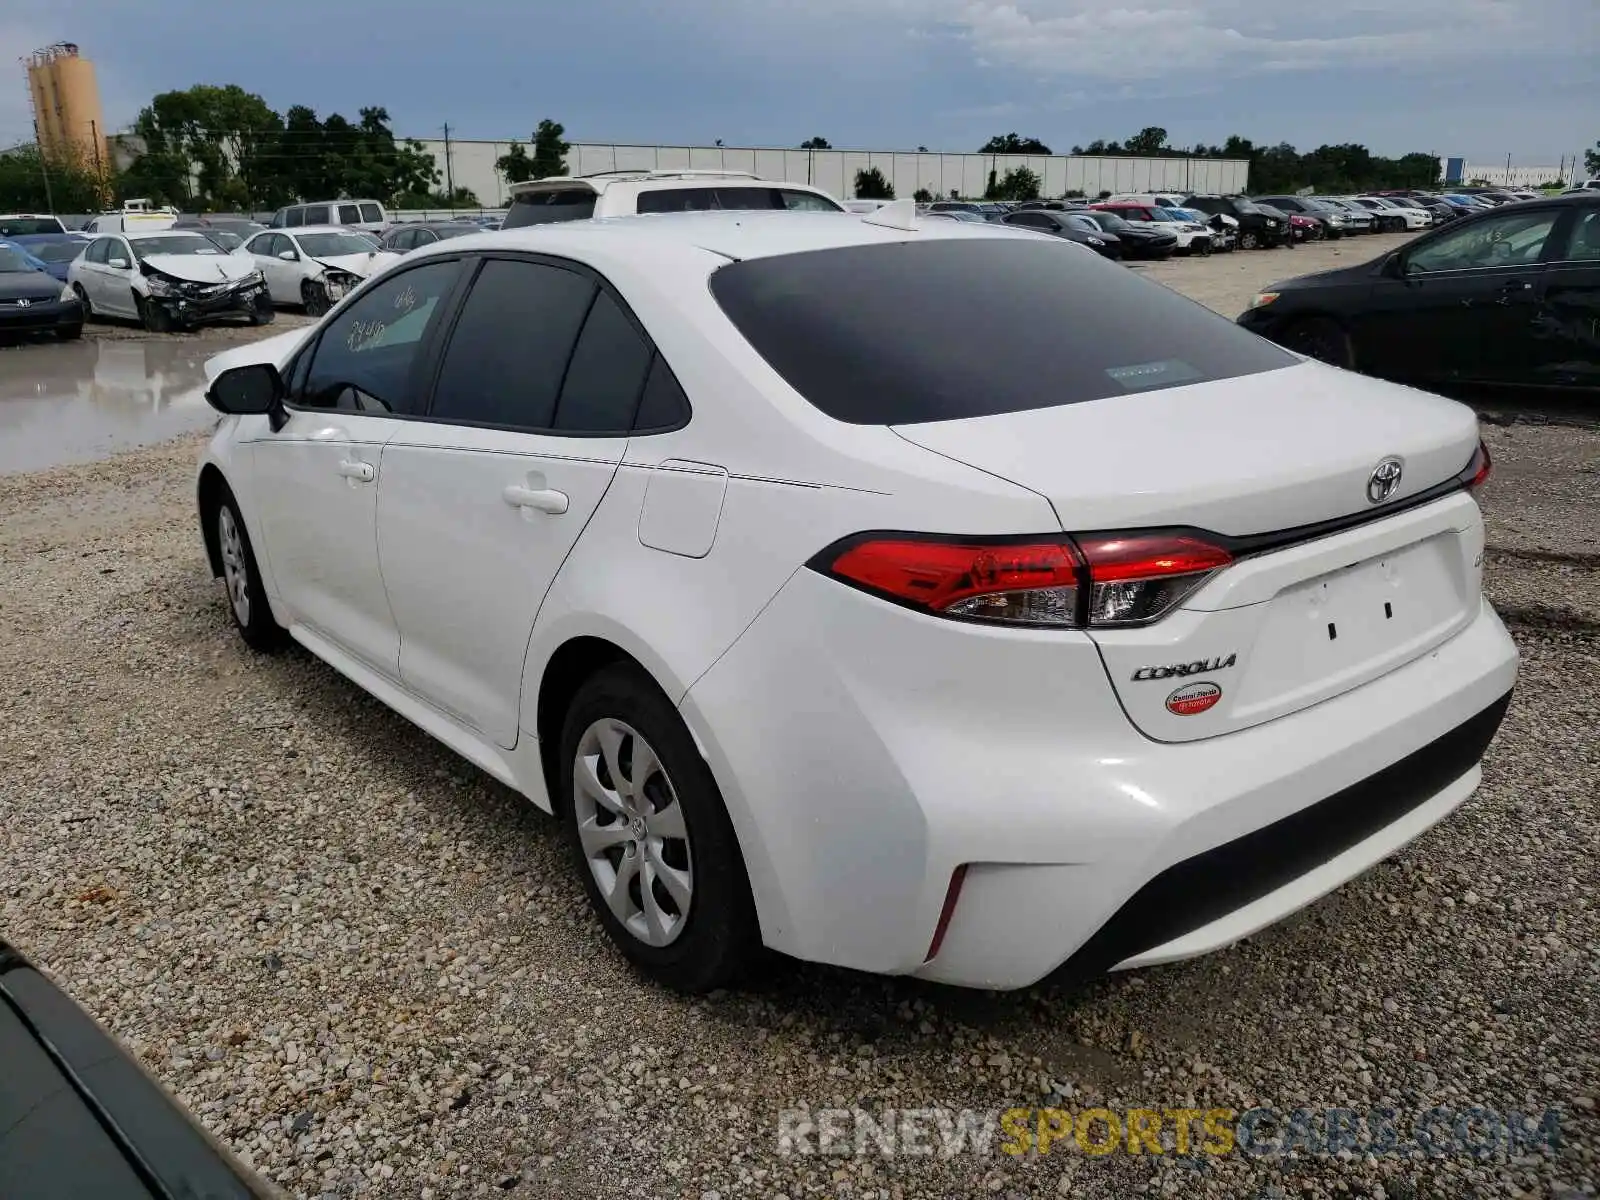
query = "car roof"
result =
(508, 171, 834, 200)
(282, 225, 372, 236)
(404, 208, 1049, 267)
(124, 228, 214, 241)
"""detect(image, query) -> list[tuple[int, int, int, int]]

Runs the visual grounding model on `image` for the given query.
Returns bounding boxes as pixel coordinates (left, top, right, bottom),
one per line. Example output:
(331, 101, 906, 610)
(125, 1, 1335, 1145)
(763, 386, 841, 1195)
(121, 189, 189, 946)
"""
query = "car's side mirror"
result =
(108, 257, 129, 270)
(207, 362, 285, 420)
(1381, 252, 1406, 279)
(278, 250, 298, 261)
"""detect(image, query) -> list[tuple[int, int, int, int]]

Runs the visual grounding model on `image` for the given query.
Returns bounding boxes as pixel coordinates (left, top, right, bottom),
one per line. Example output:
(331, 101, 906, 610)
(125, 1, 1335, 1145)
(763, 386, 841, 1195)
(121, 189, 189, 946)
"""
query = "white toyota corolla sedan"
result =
(197, 203, 1518, 993)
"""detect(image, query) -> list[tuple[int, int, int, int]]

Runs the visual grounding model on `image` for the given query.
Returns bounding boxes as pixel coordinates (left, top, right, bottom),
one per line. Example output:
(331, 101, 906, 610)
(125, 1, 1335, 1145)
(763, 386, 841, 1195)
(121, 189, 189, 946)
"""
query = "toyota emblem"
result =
(14, 298, 29, 308)
(1367, 457, 1403, 505)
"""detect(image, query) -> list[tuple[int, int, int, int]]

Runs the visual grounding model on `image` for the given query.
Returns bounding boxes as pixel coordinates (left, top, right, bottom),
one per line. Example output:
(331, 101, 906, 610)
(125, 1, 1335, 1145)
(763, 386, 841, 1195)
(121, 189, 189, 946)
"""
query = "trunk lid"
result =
(891, 361, 1477, 535)
(892, 361, 1485, 741)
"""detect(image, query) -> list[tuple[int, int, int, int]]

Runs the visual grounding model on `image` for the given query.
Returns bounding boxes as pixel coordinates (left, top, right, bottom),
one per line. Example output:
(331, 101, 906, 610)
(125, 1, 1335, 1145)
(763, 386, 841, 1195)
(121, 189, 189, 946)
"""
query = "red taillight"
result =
(1463, 440, 1492, 491)
(1075, 533, 1233, 626)
(817, 531, 1233, 628)
(826, 537, 1083, 627)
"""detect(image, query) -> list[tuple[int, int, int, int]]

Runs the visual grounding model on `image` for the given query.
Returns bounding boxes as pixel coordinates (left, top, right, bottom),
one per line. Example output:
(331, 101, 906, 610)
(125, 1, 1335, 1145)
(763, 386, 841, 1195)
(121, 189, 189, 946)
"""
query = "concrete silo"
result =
(24, 42, 109, 177)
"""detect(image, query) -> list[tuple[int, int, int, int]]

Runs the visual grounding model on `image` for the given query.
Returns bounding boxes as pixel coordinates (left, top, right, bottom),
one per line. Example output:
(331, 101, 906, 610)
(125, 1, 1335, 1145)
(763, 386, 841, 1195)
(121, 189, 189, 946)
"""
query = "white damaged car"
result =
(237, 226, 399, 316)
(68, 229, 273, 332)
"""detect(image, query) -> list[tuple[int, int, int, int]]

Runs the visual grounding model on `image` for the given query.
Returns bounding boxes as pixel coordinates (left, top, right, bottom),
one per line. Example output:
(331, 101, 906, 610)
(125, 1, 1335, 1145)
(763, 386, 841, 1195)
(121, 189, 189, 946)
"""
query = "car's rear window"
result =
(502, 189, 598, 227)
(709, 239, 1296, 425)
(0, 217, 65, 236)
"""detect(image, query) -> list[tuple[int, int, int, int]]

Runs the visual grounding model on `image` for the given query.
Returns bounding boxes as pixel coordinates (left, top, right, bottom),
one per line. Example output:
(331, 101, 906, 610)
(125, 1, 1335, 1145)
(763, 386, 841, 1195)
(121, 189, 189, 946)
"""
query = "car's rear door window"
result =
(359, 203, 384, 224)
(427, 258, 596, 429)
(710, 238, 1295, 425)
(501, 189, 598, 227)
(339, 203, 361, 225)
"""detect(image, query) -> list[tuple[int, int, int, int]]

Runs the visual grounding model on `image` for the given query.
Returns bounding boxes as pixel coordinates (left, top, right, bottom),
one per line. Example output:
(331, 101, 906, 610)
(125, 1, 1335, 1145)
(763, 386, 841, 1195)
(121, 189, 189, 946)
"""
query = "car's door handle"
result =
(503, 484, 569, 515)
(337, 459, 375, 483)
(1498, 280, 1533, 292)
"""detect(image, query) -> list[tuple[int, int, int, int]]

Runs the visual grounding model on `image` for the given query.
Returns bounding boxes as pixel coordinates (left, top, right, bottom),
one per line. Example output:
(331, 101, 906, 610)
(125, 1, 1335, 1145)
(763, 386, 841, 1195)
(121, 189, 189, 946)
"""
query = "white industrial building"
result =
(1439, 157, 1585, 188)
(411, 139, 1251, 207)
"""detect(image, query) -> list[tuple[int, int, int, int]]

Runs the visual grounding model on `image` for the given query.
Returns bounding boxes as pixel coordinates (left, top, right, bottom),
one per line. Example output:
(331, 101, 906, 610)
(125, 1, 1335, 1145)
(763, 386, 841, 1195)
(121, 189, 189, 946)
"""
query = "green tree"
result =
(0, 144, 104, 211)
(1124, 126, 1169, 156)
(980, 133, 1051, 155)
(912, 186, 933, 203)
(395, 184, 481, 210)
(799, 136, 831, 150)
(531, 119, 570, 180)
(496, 141, 534, 185)
(854, 166, 894, 199)
(991, 166, 1041, 201)
(128, 84, 285, 209)
(1584, 141, 1600, 177)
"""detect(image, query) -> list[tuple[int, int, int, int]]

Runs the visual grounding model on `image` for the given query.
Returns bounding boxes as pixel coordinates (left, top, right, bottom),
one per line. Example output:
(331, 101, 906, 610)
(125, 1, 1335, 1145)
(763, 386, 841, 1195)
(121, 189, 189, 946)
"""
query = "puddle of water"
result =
(0, 338, 230, 474)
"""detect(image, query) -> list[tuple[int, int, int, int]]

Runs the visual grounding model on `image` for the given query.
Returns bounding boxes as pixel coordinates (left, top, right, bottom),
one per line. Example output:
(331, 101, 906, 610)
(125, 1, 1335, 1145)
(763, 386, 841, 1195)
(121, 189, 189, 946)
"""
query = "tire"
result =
(136, 294, 173, 334)
(301, 279, 331, 317)
(211, 491, 286, 652)
(248, 293, 276, 326)
(71, 282, 94, 318)
(1239, 229, 1260, 250)
(1283, 317, 1356, 370)
(56, 324, 83, 341)
(559, 663, 759, 992)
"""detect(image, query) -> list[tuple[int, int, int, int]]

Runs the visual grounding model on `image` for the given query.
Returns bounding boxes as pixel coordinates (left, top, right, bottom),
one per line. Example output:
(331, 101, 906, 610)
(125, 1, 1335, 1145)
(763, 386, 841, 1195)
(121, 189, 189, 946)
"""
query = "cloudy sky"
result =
(4, 0, 1595, 166)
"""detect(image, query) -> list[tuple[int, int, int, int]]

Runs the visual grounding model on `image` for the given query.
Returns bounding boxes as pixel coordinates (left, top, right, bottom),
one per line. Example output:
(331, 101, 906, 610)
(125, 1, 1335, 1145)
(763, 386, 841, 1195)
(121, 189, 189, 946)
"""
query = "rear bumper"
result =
(682, 573, 1517, 989)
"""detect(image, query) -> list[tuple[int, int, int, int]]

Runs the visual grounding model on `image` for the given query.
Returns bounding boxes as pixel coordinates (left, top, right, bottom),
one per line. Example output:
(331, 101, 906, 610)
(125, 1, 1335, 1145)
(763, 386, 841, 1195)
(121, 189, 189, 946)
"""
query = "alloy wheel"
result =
(218, 506, 251, 626)
(572, 718, 694, 947)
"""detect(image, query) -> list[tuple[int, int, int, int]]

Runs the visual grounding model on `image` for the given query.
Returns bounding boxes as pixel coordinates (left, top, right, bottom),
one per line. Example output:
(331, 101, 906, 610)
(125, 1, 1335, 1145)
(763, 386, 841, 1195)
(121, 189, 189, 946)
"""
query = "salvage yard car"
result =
(238, 226, 399, 315)
(1090, 202, 1213, 255)
(502, 169, 845, 227)
(1238, 192, 1600, 391)
(68, 229, 273, 332)
(266, 198, 389, 235)
(196, 203, 1516, 994)
(1183, 194, 1289, 248)
(0, 241, 83, 339)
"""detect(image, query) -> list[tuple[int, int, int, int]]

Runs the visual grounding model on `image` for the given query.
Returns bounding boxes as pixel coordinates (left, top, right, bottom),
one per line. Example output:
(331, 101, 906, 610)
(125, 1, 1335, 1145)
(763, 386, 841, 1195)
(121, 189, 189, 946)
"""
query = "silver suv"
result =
(502, 170, 844, 227)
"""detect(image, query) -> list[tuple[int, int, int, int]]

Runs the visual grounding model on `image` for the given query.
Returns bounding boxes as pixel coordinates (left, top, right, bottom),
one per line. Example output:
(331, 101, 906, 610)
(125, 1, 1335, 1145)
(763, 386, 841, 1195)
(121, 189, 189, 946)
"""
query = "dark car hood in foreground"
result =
(0, 270, 62, 302)
(0, 938, 280, 1199)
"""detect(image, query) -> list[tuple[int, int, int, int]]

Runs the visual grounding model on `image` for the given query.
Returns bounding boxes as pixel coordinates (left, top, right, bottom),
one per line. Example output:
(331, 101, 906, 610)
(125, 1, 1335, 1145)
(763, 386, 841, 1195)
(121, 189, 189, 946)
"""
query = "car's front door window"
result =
(296, 260, 463, 414)
(1406, 210, 1562, 274)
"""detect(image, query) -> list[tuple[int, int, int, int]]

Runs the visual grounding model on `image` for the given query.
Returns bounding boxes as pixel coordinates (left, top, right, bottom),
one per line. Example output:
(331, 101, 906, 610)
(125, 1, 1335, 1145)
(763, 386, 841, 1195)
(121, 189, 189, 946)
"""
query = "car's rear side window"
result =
(710, 239, 1296, 425)
(636, 187, 844, 214)
(502, 190, 598, 227)
(359, 203, 383, 223)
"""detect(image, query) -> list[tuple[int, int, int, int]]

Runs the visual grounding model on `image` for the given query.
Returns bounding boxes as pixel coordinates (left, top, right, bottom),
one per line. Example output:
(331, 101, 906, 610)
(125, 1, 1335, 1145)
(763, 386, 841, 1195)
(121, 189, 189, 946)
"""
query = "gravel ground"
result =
(1, 242, 1596, 1200)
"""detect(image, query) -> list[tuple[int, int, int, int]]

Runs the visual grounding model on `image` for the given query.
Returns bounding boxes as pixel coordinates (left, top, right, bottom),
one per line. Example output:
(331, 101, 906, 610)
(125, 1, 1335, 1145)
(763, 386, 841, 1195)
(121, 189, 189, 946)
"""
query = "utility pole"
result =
(442, 122, 454, 203)
(90, 118, 106, 205)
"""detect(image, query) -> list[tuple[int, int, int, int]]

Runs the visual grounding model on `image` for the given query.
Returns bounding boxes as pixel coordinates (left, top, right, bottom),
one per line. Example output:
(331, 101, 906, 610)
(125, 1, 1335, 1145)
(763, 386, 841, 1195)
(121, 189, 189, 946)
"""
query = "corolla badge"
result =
(1367, 457, 1404, 505)
(14, 298, 30, 308)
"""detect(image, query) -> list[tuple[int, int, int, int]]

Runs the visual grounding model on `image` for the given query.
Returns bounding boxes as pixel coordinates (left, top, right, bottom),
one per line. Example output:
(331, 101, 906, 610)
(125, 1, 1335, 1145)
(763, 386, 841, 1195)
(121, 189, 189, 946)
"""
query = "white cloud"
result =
(917, 0, 1589, 81)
